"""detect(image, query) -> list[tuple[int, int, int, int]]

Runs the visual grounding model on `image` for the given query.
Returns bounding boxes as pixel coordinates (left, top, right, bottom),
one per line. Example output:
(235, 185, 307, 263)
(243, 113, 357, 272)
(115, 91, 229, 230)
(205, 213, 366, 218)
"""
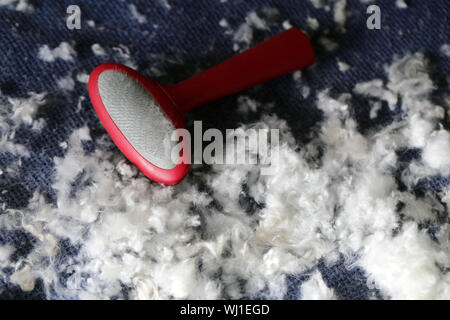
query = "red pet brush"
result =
(88, 28, 315, 185)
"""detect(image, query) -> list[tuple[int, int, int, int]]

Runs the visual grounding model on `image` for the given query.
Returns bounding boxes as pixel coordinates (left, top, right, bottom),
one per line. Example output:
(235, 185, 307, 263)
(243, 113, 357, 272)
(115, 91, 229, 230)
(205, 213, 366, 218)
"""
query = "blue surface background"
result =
(0, 0, 448, 299)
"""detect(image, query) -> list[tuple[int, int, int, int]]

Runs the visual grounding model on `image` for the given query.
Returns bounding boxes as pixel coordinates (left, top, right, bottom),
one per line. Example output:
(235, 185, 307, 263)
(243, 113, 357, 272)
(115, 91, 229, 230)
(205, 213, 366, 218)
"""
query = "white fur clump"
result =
(422, 130, 450, 175)
(0, 0, 33, 12)
(159, 0, 171, 10)
(396, 0, 408, 9)
(9, 92, 46, 126)
(292, 72, 311, 98)
(237, 96, 263, 114)
(347, 53, 450, 299)
(333, 0, 347, 28)
(219, 18, 229, 28)
(359, 223, 449, 299)
(232, 8, 279, 51)
(112, 44, 137, 69)
(129, 4, 147, 24)
(441, 44, 450, 57)
(301, 270, 336, 300)
(38, 42, 76, 62)
(309, 0, 347, 28)
(308, 0, 348, 50)
(318, 36, 338, 52)
(0, 244, 13, 262)
(306, 17, 319, 31)
(10, 265, 36, 292)
(282, 20, 293, 30)
(337, 60, 351, 72)
(91, 44, 107, 56)
(76, 73, 90, 84)
(1, 52, 449, 300)
(385, 53, 447, 183)
(0, 92, 46, 157)
(57, 75, 75, 91)
(354, 79, 398, 110)
(309, 0, 331, 11)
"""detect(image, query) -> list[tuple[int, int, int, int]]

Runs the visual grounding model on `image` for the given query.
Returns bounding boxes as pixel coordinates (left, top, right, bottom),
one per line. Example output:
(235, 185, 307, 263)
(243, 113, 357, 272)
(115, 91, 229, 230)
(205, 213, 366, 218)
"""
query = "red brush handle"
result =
(164, 28, 315, 114)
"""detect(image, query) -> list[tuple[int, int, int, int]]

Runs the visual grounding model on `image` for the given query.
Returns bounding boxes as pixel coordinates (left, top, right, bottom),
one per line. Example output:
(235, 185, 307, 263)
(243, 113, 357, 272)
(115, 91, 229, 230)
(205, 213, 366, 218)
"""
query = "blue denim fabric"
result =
(0, 0, 448, 299)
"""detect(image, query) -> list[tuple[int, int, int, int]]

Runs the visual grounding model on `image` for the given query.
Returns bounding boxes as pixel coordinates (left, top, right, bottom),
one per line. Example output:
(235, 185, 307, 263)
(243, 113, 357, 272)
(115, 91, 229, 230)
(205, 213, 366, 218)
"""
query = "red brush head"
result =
(88, 63, 190, 185)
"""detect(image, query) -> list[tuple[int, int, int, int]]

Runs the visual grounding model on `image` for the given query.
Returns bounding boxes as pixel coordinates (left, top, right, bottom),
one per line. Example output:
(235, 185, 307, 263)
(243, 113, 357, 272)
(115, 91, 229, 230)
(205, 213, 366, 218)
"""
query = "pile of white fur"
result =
(0, 51, 449, 299)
